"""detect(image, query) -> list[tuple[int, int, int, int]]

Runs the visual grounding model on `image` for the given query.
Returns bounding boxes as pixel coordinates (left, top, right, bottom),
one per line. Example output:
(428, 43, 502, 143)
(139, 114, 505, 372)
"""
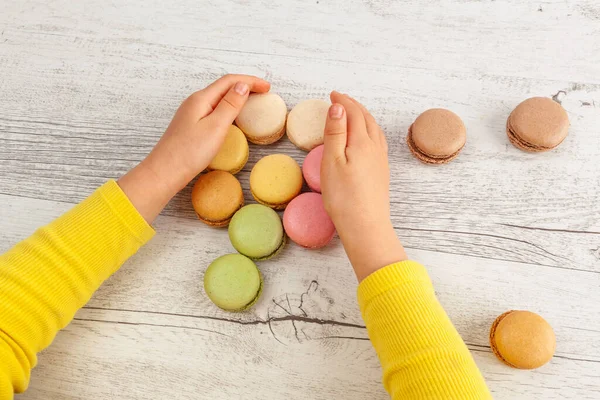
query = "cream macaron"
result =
(235, 93, 287, 145)
(286, 99, 329, 151)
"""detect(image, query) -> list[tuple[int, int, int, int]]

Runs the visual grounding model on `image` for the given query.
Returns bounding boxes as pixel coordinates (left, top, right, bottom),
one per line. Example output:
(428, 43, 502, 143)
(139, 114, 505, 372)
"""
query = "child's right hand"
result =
(321, 92, 407, 281)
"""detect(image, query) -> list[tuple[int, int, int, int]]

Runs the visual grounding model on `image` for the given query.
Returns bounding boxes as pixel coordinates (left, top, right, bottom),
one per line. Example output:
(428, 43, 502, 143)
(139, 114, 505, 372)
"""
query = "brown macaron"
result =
(407, 108, 466, 164)
(191, 171, 244, 227)
(506, 97, 569, 152)
(490, 310, 556, 370)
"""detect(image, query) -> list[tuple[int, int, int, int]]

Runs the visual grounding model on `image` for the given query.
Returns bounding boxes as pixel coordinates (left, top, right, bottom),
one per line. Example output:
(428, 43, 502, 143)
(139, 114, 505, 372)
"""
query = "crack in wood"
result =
(299, 280, 319, 317)
(73, 317, 232, 338)
(499, 223, 600, 236)
(83, 306, 367, 329)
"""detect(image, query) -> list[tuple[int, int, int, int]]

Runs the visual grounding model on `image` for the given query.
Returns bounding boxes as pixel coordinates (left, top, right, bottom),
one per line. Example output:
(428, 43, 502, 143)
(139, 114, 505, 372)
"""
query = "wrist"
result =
(142, 150, 194, 196)
(338, 220, 407, 282)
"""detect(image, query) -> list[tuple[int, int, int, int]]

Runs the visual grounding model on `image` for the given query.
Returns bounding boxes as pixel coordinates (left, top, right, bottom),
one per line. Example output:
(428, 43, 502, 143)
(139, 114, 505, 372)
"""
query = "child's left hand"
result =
(118, 74, 270, 223)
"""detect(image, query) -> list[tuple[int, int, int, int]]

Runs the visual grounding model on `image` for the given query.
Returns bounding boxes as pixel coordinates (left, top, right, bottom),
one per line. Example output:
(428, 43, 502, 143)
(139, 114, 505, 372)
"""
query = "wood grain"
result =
(1, 0, 600, 398)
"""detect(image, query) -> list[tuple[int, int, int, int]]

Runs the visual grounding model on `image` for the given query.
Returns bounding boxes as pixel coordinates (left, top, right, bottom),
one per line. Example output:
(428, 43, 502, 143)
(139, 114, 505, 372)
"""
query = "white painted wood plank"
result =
(1, 0, 599, 83)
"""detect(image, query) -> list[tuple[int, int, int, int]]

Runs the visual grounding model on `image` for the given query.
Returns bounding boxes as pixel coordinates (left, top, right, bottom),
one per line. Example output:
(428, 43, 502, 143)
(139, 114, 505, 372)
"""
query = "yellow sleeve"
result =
(358, 261, 492, 399)
(0, 181, 154, 399)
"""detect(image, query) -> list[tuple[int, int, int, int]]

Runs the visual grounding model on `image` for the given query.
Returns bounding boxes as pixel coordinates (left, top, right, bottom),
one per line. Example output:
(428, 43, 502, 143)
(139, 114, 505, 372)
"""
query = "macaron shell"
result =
(302, 144, 323, 193)
(250, 154, 303, 209)
(490, 310, 556, 369)
(235, 93, 287, 145)
(229, 204, 285, 260)
(191, 171, 244, 227)
(507, 97, 569, 151)
(203, 254, 262, 311)
(283, 193, 335, 249)
(287, 99, 329, 151)
(410, 108, 466, 159)
(207, 125, 249, 174)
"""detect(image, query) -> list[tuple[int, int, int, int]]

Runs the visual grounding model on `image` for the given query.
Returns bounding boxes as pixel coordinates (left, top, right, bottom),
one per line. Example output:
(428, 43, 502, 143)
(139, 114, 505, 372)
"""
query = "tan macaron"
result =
(490, 310, 556, 369)
(191, 171, 244, 227)
(506, 97, 569, 152)
(207, 125, 249, 174)
(286, 99, 329, 151)
(235, 93, 287, 145)
(406, 108, 466, 164)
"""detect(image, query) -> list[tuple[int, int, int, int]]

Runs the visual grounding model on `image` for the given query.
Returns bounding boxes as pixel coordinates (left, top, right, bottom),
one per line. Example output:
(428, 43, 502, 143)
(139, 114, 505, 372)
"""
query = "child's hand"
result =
(146, 74, 270, 191)
(119, 74, 270, 223)
(321, 92, 407, 281)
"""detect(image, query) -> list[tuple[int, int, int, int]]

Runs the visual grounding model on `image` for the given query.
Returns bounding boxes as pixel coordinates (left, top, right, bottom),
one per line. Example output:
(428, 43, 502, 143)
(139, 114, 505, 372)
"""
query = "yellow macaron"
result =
(191, 171, 244, 227)
(207, 125, 249, 175)
(250, 154, 302, 210)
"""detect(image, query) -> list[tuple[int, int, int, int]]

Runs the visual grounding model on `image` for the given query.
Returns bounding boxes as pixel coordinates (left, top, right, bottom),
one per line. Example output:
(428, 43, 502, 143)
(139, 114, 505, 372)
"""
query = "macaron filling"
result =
(250, 187, 294, 210)
(239, 278, 263, 311)
(246, 122, 286, 145)
(254, 233, 287, 261)
(195, 201, 244, 227)
(506, 119, 563, 152)
(489, 310, 517, 368)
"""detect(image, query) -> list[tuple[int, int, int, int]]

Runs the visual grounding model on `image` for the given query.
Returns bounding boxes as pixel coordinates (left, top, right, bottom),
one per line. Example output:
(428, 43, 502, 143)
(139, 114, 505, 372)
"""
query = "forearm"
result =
(358, 261, 491, 399)
(0, 181, 154, 397)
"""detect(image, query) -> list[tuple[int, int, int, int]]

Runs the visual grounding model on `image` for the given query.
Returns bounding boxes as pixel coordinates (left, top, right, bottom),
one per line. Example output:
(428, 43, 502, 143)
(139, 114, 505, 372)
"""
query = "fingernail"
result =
(329, 104, 344, 120)
(234, 82, 249, 95)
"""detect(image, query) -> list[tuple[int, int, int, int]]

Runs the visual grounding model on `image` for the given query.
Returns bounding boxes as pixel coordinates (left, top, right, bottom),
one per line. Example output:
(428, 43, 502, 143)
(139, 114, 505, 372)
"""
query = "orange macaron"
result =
(490, 310, 556, 369)
(191, 171, 244, 227)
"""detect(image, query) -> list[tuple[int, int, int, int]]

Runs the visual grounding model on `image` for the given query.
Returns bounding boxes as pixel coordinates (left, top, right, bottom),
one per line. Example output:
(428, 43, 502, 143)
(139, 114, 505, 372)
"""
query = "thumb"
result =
(205, 82, 250, 130)
(323, 103, 348, 163)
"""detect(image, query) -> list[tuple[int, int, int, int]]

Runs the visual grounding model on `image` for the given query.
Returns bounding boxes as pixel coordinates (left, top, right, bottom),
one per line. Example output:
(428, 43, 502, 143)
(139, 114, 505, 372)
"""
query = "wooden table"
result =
(1, 1, 599, 399)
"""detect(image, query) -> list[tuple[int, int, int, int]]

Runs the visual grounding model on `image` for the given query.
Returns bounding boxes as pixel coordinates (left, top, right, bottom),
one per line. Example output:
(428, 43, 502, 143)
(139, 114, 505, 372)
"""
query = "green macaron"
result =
(228, 204, 286, 260)
(203, 254, 263, 311)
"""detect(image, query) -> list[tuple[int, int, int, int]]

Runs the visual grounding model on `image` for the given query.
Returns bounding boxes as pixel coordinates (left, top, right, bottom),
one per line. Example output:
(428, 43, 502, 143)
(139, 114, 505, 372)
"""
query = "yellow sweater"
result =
(0, 181, 490, 399)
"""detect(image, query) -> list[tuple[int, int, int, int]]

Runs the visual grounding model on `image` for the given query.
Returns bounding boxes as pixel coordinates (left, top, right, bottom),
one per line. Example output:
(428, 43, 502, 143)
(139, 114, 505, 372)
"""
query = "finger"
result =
(204, 82, 251, 130)
(346, 95, 381, 142)
(330, 91, 367, 146)
(181, 75, 271, 121)
(323, 103, 348, 164)
(203, 74, 270, 108)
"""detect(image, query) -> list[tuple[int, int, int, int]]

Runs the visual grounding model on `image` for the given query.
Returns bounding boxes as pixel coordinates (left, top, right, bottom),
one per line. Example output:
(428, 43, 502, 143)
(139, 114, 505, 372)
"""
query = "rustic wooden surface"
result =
(1, 0, 600, 398)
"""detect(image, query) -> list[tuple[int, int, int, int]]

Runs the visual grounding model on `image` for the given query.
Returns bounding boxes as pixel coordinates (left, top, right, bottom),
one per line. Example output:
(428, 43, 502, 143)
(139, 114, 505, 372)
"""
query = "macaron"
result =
(506, 97, 569, 152)
(406, 108, 466, 164)
(490, 310, 556, 369)
(191, 171, 244, 227)
(283, 193, 335, 249)
(228, 204, 286, 260)
(302, 144, 323, 193)
(207, 125, 249, 174)
(286, 99, 329, 151)
(203, 254, 262, 312)
(235, 93, 287, 145)
(250, 154, 303, 210)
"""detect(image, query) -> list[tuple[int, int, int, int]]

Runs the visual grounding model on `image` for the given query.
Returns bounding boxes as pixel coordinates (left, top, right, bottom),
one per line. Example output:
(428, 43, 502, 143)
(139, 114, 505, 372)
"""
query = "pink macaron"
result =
(302, 144, 324, 193)
(283, 192, 335, 249)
